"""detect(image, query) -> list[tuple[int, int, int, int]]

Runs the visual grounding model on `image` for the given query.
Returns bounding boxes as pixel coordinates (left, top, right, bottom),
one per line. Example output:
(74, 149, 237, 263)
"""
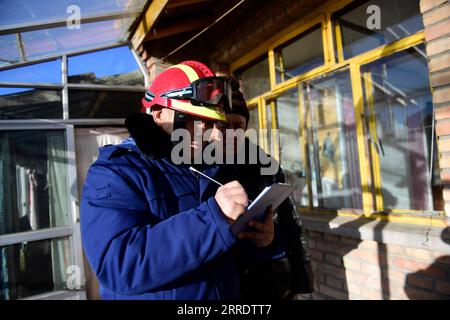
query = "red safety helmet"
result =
(142, 61, 231, 122)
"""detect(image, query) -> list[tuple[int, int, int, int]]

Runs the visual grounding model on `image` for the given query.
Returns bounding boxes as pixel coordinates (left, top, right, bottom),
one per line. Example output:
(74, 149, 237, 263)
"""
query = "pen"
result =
(189, 166, 253, 204)
(189, 166, 224, 186)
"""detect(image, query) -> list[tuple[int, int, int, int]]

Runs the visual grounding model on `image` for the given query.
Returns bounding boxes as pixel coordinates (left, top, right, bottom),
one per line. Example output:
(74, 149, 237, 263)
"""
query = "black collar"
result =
(125, 112, 173, 159)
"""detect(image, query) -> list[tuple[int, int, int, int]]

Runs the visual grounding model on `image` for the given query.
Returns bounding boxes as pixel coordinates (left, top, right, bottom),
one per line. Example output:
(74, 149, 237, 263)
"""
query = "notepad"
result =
(230, 183, 297, 236)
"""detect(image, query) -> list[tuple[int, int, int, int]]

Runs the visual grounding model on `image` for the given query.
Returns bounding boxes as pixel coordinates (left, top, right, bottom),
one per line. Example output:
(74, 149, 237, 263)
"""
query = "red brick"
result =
(361, 287, 383, 300)
(348, 248, 382, 265)
(357, 240, 379, 250)
(323, 233, 340, 242)
(382, 243, 406, 256)
(425, 19, 450, 42)
(436, 105, 450, 120)
(346, 282, 362, 296)
(316, 273, 326, 285)
(311, 292, 327, 300)
(307, 238, 316, 249)
(418, 264, 449, 279)
(405, 248, 436, 263)
(429, 54, 450, 73)
(406, 274, 435, 290)
(392, 257, 430, 272)
(343, 257, 361, 271)
(326, 276, 344, 290)
(311, 250, 324, 262)
(436, 121, 450, 137)
(346, 270, 366, 284)
(433, 253, 450, 265)
(318, 284, 348, 300)
(436, 281, 450, 295)
(427, 37, 450, 56)
(384, 268, 408, 285)
(340, 236, 360, 246)
(321, 263, 347, 280)
(440, 170, 450, 183)
(316, 241, 354, 256)
(404, 286, 443, 300)
(421, 0, 448, 13)
(423, 4, 450, 26)
(431, 69, 450, 88)
(324, 253, 343, 266)
(434, 87, 450, 104)
(308, 230, 323, 239)
(437, 138, 450, 152)
(440, 156, 450, 169)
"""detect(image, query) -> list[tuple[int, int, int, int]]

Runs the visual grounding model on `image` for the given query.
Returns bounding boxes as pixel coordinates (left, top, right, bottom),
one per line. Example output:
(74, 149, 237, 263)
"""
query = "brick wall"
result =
(297, 230, 450, 300)
(209, 0, 324, 67)
(421, 0, 450, 215)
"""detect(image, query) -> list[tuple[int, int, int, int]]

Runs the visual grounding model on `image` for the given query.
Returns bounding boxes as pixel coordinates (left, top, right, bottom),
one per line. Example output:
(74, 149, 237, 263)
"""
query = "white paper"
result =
(230, 183, 297, 236)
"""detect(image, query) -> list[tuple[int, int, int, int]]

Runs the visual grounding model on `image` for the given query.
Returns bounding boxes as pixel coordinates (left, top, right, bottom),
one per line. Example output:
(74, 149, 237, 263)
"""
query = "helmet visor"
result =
(191, 77, 233, 110)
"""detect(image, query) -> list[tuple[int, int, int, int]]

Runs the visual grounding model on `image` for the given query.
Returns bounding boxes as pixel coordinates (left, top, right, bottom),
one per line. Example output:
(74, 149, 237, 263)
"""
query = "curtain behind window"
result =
(47, 131, 71, 290)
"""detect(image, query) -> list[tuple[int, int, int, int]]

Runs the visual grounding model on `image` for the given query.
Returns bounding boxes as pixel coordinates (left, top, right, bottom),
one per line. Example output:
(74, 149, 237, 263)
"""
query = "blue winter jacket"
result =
(80, 113, 241, 300)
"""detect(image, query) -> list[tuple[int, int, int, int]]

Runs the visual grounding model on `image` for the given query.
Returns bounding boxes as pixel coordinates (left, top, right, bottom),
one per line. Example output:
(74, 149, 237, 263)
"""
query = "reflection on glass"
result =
(362, 45, 438, 211)
(275, 25, 324, 83)
(304, 71, 363, 210)
(276, 89, 308, 206)
(0, 60, 61, 83)
(235, 57, 270, 100)
(334, 0, 423, 60)
(68, 90, 142, 118)
(0, 0, 147, 27)
(0, 130, 70, 236)
(21, 19, 133, 61)
(247, 106, 259, 131)
(68, 46, 144, 86)
(0, 88, 62, 119)
(0, 237, 72, 300)
(0, 35, 20, 67)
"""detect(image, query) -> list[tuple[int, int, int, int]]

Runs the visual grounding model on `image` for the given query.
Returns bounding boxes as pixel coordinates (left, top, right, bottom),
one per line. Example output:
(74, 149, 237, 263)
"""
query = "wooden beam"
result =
(131, 0, 170, 49)
(166, 0, 212, 9)
(143, 17, 211, 41)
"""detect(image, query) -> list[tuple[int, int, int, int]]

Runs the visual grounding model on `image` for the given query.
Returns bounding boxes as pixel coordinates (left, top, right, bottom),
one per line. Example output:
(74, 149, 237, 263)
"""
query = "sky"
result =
(0, 46, 140, 95)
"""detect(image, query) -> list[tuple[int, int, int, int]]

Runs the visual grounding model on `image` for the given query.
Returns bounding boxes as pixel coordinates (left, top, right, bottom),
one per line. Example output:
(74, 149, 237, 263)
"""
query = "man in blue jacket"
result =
(80, 61, 275, 300)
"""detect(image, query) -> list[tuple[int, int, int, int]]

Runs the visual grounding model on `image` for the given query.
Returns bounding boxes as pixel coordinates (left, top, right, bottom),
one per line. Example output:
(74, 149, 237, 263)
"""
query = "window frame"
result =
(230, 0, 445, 226)
(0, 44, 149, 298)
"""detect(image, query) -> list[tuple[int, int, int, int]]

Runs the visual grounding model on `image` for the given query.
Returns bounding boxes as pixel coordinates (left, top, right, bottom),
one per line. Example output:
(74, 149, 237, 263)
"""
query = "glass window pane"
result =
(68, 46, 144, 86)
(304, 70, 363, 210)
(247, 106, 259, 131)
(68, 90, 142, 118)
(0, 88, 62, 119)
(21, 19, 133, 61)
(275, 25, 324, 83)
(0, 237, 73, 300)
(0, 35, 20, 67)
(235, 57, 270, 100)
(275, 89, 309, 207)
(0, 130, 70, 236)
(0, 0, 147, 27)
(362, 45, 438, 211)
(334, 0, 424, 60)
(0, 60, 61, 83)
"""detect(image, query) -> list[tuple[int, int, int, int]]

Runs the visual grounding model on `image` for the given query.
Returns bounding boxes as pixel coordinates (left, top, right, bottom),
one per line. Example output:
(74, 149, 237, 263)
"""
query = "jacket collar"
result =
(124, 112, 173, 159)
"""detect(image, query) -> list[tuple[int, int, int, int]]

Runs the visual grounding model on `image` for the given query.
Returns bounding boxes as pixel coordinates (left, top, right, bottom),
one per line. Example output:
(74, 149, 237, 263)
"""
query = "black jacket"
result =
(213, 139, 314, 299)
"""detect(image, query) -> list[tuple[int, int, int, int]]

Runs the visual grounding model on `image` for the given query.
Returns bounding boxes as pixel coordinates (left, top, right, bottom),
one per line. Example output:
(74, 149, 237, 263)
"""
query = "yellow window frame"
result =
(230, 0, 446, 226)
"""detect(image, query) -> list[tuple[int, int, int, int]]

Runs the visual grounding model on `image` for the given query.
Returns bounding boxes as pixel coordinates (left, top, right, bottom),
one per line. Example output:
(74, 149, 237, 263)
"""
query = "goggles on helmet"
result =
(145, 77, 233, 111)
